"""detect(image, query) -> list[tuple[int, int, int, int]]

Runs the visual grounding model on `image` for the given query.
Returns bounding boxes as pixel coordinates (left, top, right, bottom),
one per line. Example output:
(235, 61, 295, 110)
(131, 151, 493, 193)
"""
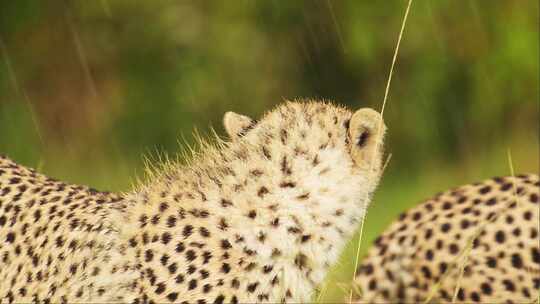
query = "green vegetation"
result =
(0, 1, 537, 302)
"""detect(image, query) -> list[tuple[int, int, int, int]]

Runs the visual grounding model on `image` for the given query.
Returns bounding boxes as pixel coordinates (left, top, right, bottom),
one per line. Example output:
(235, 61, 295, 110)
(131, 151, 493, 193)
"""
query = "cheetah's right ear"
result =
(223, 111, 255, 140)
(348, 108, 386, 168)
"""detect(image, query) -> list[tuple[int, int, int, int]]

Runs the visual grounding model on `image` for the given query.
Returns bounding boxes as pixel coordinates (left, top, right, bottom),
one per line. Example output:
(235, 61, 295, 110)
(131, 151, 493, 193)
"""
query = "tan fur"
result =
(0, 100, 386, 303)
(223, 112, 254, 141)
(352, 174, 540, 304)
(348, 108, 386, 171)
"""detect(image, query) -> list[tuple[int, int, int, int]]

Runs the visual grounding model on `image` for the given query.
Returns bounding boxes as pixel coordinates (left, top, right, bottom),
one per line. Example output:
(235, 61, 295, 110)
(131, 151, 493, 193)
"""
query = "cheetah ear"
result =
(223, 111, 255, 140)
(348, 108, 386, 167)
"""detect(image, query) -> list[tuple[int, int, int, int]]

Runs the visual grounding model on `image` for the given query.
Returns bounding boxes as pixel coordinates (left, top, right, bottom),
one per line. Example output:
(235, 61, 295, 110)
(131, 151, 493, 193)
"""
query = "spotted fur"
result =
(353, 174, 540, 303)
(0, 101, 386, 303)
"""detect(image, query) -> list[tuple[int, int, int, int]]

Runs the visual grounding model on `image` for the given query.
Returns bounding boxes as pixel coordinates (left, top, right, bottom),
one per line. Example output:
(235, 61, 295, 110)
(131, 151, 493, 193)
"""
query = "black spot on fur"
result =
(257, 187, 269, 197)
(183, 225, 194, 238)
(494, 230, 505, 243)
(213, 295, 225, 304)
(161, 232, 172, 244)
(357, 131, 369, 148)
(440, 223, 451, 233)
(279, 181, 296, 188)
(480, 282, 492, 295)
(511, 253, 523, 268)
(221, 239, 232, 250)
(294, 253, 307, 269)
(503, 279, 515, 291)
(154, 283, 166, 294)
(218, 217, 229, 230)
(6, 232, 15, 243)
(199, 227, 210, 238)
(220, 199, 233, 207)
(221, 263, 231, 274)
(185, 250, 196, 262)
(167, 293, 178, 302)
(247, 282, 259, 293)
(479, 186, 491, 194)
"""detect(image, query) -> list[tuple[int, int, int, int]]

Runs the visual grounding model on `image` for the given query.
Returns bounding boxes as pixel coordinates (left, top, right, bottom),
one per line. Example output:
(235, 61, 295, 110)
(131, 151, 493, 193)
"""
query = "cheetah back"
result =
(354, 174, 540, 303)
(0, 156, 135, 303)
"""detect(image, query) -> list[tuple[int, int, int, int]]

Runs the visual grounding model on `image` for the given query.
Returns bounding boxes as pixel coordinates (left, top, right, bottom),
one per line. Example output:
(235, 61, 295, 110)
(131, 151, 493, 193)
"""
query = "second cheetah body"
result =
(354, 174, 540, 303)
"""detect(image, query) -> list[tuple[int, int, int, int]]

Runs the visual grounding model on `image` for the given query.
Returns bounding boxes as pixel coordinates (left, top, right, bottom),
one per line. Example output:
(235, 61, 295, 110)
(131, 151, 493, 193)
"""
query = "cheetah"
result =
(0, 101, 387, 303)
(353, 174, 540, 303)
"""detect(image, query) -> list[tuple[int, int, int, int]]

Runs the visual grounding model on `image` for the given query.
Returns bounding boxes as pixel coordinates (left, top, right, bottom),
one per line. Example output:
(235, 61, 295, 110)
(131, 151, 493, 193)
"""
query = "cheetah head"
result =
(224, 101, 387, 194)
(221, 101, 387, 270)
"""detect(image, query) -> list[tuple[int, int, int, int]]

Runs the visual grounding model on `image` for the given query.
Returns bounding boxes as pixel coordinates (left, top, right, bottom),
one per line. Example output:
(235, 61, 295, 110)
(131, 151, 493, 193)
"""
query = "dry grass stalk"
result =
(348, 1, 414, 302)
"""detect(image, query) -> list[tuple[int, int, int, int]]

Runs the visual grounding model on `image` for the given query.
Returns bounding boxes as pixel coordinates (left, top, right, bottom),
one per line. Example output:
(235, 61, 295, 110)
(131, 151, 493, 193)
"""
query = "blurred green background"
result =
(0, 0, 538, 301)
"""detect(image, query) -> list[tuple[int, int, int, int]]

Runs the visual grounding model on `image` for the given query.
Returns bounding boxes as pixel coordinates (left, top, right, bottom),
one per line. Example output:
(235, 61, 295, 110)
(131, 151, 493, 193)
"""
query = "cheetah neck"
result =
(120, 139, 376, 302)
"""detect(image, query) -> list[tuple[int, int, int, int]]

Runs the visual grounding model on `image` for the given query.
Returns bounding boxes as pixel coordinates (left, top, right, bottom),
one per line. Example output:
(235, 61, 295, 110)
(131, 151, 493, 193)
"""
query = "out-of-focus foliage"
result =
(0, 1, 537, 301)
